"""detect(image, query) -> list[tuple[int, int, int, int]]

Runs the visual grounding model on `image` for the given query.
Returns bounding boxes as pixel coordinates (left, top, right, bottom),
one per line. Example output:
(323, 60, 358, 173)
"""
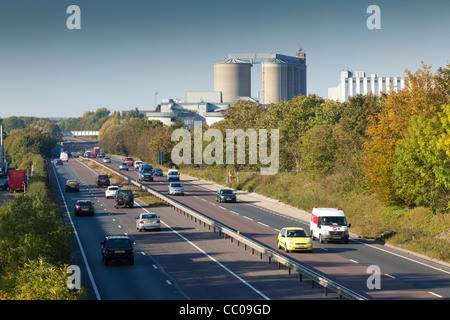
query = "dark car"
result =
(96, 174, 110, 188)
(55, 159, 63, 166)
(114, 189, 134, 208)
(152, 168, 163, 176)
(74, 200, 95, 216)
(65, 180, 80, 192)
(216, 189, 237, 203)
(0, 179, 8, 191)
(100, 235, 135, 265)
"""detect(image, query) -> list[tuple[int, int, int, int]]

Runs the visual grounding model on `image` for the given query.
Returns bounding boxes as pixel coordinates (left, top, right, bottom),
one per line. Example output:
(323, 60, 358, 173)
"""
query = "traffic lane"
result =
(145, 172, 450, 299)
(74, 158, 272, 300)
(91, 159, 441, 299)
(55, 160, 186, 300)
(82, 159, 342, 300)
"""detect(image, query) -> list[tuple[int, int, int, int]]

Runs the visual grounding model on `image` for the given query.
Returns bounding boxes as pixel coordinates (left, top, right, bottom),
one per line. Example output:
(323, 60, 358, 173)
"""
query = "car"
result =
(65, 180, 80, 192)
(74, 200, 95, 216)
(89, 154, 96, 158)
(119, 162, 129, 171)
(114, 189, 134, 208)
(55, 159, 63, 166)
(103, 157, 111, 163)
(153, 168, 163, 176)
(168, 182, 184, 195)
(134, 160, 143, 169)
(135, 212, 161, 232)
(124, 157, 134, 166)
(96, 174, 110, 188)
(216, 189, 236, 203)
(84, 151, 92, 158)
(97, 152, 106, 158)
(105, 185, 119, 199)
(167, 169, 180, 181)
(277, 227, 313, 253)
(0, 179, 8, 191)
(100, 235, 135, 265)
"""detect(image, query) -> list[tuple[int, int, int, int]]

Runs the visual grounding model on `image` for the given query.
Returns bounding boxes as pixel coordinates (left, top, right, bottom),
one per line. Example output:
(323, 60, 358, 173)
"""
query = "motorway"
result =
(56, 137, 450, 300)
(50, 138, 344, 300)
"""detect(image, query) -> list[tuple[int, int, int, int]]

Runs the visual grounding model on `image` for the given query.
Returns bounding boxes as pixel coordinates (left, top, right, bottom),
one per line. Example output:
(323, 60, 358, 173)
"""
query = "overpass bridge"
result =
(62, 131, 99, 136)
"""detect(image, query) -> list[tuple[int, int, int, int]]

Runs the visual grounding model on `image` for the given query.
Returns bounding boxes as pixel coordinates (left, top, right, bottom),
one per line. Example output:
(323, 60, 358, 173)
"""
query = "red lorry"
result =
(8, 169, 26, 192)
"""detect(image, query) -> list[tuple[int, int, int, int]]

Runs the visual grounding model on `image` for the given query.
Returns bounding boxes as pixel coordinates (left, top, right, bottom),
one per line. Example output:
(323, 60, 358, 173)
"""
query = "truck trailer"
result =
(8, 169, 26, 193)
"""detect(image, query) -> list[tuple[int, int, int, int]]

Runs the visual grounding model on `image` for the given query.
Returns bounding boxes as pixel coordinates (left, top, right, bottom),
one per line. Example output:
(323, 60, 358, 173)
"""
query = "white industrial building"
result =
(146, 91, 229, 128)
(328, 70, 406, 102)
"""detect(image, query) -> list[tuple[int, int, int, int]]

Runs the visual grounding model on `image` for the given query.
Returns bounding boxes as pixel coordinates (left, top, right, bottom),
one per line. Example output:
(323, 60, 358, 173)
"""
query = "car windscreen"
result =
(169, 171, 178, 175)
(220, 190, 233, 194)
(287, 229, 308, 237)
(171, 183, 182, 187)
(107, 239, 132, 248)
(321, 216, 347, 226)
(141, 214, 157, 219)
(67, 181, 78, 187)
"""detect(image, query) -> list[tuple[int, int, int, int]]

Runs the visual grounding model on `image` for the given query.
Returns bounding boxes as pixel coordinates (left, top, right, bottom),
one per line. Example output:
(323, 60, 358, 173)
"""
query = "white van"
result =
(310, 207, 351, 244)
(60, 151, 69, 162)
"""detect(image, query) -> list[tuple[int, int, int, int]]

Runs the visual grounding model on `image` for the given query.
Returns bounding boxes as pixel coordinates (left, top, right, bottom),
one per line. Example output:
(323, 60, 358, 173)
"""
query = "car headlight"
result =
(307, 240, 312, 245)
(286, 240, 295, 246)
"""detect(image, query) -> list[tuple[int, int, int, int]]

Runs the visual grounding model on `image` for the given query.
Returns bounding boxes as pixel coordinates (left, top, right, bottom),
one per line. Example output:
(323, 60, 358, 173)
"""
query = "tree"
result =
(394, 115, 450, 213)
(361, 64, 448, 203)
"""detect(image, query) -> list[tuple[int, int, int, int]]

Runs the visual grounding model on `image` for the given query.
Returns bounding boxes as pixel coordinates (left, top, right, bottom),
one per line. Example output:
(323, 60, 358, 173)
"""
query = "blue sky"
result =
(0, 0, 449, 118)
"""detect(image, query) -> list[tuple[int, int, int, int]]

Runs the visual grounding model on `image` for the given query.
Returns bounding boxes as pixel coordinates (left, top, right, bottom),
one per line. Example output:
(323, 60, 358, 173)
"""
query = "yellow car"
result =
(277, 227, 313, 253)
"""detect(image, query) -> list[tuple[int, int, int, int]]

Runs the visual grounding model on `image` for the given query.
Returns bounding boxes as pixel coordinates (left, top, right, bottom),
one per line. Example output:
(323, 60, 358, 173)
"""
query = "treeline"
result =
(57, 107, 111, 131)
(97, 64, 449, 215)
(0, 116, 62, 140)
(0, 130, 82, 300)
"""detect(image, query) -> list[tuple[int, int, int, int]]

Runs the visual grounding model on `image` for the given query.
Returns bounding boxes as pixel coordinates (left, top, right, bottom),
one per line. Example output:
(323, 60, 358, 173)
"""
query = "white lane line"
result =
(351, 239, 450, 275)
(51, 162, 101, 300)
(428, 291, 443, 298)
(137, 202, 270, 300)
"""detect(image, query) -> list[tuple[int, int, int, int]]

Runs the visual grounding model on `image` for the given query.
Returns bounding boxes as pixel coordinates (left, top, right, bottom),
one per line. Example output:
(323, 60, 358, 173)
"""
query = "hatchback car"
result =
(119, 162, 129, 171)
(136, 212, 161, 232)
(216, 189, 237, 203)
(105, 185, 119, 199)
(103, 157, 111, 163)
(96, 174, 110, 187)
(74, 200, 95, 216)
(134, 160, 143, 169)
(168, 182, 184, 195)
(167, 169, 180, 181)
(124, 157, 134, 166)
(100, 235, 135, 265)
(65, 180, 80, 192)
(277, 227, 313, 253)
(152, 168, 163, 176)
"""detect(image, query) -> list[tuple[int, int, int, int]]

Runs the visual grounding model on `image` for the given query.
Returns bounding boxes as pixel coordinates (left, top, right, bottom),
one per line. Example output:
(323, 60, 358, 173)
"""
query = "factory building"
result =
(146, 91, 229, 128)
(214, 52, 307, 105)
(147, 51, 307, 127)
(328, 70, 406, 102)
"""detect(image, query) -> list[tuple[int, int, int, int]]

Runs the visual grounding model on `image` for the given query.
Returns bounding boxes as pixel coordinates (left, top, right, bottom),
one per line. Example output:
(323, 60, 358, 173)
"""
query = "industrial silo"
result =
(262, 58, 288, 105)
(214, 59, 251, 103)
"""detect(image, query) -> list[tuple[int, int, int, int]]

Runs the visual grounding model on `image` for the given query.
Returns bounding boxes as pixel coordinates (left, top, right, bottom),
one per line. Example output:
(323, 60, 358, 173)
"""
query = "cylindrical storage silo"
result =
(214, 59, 251, 103)
(262, 58, 288, 105)
(287, 63, 295, 100)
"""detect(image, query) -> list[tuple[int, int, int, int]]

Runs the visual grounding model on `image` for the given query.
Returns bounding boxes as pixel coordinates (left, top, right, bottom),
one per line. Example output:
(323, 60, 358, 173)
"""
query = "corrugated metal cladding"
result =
(214, 59, 251, 103)
(214, 53, 307, 105)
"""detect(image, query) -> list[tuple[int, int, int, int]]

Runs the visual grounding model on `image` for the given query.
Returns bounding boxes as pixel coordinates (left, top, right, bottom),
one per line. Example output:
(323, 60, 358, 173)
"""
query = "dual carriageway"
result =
(49, 137, 450, 300)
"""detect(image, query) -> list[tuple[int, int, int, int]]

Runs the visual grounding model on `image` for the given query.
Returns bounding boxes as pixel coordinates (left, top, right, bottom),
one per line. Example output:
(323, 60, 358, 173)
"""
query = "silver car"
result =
(168, 182, 184, 195)
(119, 162, 129, 171)
(103, 157, 111, 163)
(136, 212, 161, 231)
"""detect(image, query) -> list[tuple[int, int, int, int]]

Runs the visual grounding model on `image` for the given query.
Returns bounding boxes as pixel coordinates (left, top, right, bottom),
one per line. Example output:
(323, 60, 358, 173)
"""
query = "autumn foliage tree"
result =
(361, 64, 449, 204)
